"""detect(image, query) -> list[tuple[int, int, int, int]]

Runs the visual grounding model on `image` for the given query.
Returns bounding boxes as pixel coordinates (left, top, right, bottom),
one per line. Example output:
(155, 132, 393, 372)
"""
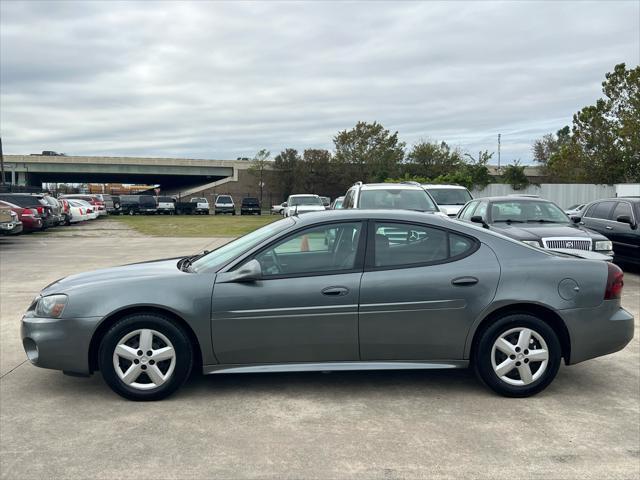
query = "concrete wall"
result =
(471, 183, 639, 208)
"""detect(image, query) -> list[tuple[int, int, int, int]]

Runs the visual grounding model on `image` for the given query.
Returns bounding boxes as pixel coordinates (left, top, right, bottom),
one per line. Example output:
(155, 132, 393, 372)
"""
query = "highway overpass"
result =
(2, 155, 255, 195)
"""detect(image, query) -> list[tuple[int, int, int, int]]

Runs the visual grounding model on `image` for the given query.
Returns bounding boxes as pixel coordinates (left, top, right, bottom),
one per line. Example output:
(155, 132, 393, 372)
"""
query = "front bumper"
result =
(0, 221, 23, 235)
(21, 314, 101, 375)
(561, 302, 634, 365)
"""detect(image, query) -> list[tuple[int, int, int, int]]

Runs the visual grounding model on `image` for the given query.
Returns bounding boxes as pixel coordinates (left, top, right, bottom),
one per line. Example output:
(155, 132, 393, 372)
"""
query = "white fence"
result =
(471, 183, 640, 208)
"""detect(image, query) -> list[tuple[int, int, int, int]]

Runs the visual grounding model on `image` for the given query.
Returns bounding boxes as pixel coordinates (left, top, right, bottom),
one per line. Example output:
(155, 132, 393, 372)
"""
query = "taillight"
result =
(604, 262, 624, 300)
(21, 208, 37, 217)
(36, 206, 43, 215)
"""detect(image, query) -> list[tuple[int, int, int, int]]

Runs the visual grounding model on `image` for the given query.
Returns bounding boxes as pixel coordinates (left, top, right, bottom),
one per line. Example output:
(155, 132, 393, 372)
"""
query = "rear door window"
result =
(372, 222, 476, 268)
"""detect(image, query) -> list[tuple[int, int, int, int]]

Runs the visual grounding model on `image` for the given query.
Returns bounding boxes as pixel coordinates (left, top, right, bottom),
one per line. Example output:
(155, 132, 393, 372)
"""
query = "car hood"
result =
(290, 205, 325, 212)
(42, 258, 182, 295)
(489, 222, 604, 240)
(438, 205, 465, 216)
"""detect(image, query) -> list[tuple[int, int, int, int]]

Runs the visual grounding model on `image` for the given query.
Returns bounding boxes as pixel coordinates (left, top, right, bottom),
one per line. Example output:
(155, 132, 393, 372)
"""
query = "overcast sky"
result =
(1, 1, 638, 163)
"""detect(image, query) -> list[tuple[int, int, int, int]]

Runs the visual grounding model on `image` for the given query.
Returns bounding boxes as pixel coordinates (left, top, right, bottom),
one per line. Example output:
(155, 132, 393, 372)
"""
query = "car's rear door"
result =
(359, 220, 500, 361)
(580, 201, 616, 235)
(210, 221, 366, 364)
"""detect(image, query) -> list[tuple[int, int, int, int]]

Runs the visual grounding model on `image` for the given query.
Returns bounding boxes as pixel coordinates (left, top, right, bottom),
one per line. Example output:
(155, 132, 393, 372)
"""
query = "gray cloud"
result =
(1, 0, 638, 163)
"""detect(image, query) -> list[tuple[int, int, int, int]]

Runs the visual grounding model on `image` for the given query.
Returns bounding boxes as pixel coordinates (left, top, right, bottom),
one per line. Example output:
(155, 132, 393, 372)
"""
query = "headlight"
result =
(35, 294, 68, 318)
(595, 240, 612, 251)
(522, 240, 541, 247)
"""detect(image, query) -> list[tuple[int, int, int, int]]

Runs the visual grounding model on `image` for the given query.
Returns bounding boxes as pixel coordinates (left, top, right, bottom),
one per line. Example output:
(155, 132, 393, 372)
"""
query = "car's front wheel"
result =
(474, 314, 561, 397)
(98, 314, 193, 401)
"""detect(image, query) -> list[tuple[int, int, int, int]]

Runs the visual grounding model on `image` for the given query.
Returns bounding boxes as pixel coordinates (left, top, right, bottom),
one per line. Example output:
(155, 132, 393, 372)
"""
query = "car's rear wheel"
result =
(474, 314, 561, 397)
(98, 314, 193, 401)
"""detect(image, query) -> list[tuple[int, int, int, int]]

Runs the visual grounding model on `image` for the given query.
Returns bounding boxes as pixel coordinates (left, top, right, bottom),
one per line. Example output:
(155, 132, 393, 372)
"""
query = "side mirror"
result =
(219, 259, 262, 283)
(470, 215, 489, 228)
(282, 202, 288, 208)
(617, 215, 637, 229)
(570, 216, 581, 224)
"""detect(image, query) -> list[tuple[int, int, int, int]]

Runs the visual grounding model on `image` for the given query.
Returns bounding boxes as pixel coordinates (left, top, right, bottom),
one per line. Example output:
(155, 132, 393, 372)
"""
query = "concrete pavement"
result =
(1, 230, 638, 479)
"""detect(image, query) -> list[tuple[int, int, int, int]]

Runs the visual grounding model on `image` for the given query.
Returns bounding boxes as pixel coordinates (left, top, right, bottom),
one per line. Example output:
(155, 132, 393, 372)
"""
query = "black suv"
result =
(457, 196, 614, 256)
(578, 197, 639, 266)
(240, 197, 261, 215)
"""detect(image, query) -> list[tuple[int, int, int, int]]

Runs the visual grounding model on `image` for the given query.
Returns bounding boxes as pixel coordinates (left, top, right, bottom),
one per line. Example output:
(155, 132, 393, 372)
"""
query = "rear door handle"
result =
(322, 286, 349, 296)
(451, 276, 479, 286)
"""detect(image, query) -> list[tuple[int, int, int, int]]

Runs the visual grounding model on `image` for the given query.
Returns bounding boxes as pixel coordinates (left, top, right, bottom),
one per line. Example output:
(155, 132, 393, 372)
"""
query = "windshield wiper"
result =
(493, 219, 524, 223)
(179, 250, 210, 272)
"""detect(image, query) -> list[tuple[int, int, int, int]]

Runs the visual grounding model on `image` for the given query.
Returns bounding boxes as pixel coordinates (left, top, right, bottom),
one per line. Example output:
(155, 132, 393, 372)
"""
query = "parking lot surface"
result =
(1, 231, 639, 479)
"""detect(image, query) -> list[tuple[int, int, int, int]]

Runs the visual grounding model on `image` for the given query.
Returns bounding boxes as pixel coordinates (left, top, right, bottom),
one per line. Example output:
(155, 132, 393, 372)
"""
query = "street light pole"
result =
(497, 133, 501, 171)
(0, 137, 5, 186)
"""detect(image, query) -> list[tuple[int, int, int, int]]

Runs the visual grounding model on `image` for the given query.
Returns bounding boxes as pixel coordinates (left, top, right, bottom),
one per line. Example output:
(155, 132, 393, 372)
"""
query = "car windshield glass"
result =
(289, 196, 322, 206)
(191, 218, 295, 273)
(426, 188, 472, 205)
(491, 201, 570, 224)
(359, 189, 437, 211)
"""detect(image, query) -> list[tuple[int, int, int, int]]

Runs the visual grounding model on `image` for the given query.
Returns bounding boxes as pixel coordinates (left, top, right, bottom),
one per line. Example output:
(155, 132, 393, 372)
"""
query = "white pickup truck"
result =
(190, 197, 210, 215)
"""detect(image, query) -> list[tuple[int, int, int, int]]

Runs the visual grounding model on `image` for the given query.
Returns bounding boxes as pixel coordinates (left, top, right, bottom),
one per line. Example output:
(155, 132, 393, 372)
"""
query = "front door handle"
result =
(451, 276, 479, 286)
(322, 286, 349, 296)
(605, 226, 613, 230)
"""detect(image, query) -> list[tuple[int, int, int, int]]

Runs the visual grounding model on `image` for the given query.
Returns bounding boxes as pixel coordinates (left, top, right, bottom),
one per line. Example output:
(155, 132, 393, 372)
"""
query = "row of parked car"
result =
(269, 182, 639, 266)
(0, 192, 110, 235)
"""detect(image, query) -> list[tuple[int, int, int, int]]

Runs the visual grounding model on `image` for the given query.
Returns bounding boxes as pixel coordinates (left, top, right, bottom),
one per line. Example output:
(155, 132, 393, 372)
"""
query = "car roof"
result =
(422, 184, 468, 190)
(288, 194, 319, 197)
(479, 196, 554, 203)
(288, 208, 452, 226)
(358, 183, 424, 191)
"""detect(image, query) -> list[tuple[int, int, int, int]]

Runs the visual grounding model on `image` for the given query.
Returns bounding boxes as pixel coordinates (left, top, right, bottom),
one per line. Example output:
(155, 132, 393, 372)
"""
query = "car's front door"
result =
(211, 221, 365, 364)
(608, 201, 640, 261)
(580, 201, 616, 235)
(359, 221, 500, 361)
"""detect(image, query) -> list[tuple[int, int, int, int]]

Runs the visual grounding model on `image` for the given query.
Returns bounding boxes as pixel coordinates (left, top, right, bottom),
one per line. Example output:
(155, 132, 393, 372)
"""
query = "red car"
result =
(0, 200, 44, 232)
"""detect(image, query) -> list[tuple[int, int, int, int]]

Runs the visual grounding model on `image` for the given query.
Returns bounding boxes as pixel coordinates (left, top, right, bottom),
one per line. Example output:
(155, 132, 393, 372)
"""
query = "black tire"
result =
(473, 314, 561, 398)
(98, 313, 193, 401)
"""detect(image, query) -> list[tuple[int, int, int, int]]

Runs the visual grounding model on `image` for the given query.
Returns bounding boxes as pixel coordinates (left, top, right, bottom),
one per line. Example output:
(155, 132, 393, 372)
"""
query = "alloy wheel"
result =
(490, 327, 549, 386)
(112, 329, 176, 390)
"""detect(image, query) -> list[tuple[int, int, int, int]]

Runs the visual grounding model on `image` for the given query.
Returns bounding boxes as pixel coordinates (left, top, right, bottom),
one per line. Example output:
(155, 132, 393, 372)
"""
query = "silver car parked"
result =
(21, 210, 633, 400)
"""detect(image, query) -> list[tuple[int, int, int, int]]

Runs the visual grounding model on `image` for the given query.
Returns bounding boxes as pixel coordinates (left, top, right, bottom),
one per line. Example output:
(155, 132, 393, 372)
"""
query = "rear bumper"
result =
(215, 207, 234, 213)
(21, 314, 101, 375)
(561, 302, 634, 365)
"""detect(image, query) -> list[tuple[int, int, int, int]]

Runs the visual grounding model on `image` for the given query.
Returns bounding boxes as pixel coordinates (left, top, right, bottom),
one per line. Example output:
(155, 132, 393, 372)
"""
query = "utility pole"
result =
(497, 134, 501, 171)
(0, 137, 5, 185)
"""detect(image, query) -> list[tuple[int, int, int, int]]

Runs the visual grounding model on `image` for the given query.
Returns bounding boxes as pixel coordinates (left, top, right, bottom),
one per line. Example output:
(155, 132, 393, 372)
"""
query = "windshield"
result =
(490, 200, 570, 224)
(191, 218, 295, 273)
(359, 189, 437, 211)
(191, 197, 207, 203)
(426, 188, 472, 206)
(289, 196, 322, 206)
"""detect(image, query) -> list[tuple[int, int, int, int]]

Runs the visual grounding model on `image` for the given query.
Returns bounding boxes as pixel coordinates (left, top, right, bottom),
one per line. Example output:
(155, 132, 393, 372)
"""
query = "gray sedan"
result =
(21, 210, 634, 400)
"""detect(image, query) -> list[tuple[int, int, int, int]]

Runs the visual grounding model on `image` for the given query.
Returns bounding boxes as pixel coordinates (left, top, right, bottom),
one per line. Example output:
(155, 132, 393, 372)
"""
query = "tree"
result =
(462, 150, 492, 189)
(572, 63, 640, 183)
(300, 149, 333, 194)
(532, 63, 640, 184)
(406, 140, 463, 178)
(333, 121, 405, 182)
(273, 148, 300, 199)
(501, 161, 529, 190)
(247, 149, 270, 204)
